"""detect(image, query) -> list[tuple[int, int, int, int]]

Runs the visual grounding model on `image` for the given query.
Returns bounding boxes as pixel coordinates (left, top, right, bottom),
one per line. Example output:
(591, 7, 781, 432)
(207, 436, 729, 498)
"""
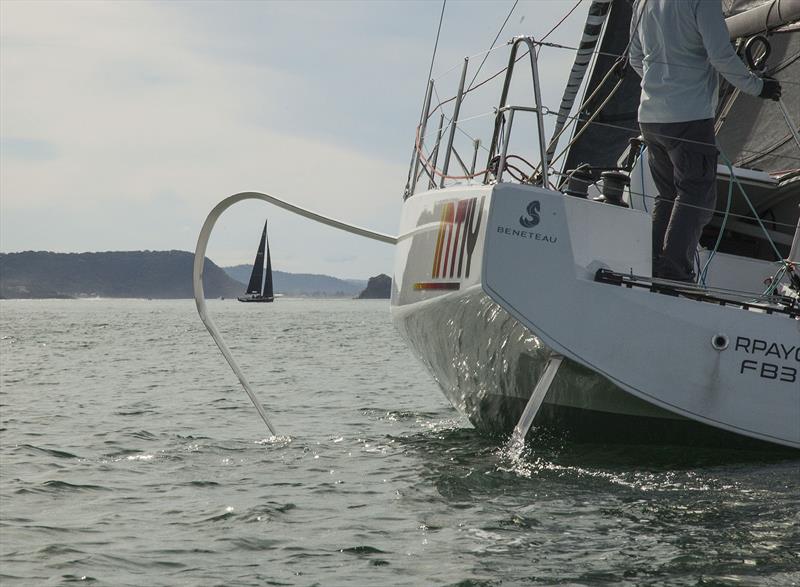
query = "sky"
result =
(1, 0, 589, 279)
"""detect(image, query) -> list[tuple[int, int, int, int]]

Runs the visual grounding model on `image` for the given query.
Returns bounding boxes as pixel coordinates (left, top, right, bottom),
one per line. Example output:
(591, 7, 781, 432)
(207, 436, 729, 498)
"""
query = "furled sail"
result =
(246, 221, 267, 295)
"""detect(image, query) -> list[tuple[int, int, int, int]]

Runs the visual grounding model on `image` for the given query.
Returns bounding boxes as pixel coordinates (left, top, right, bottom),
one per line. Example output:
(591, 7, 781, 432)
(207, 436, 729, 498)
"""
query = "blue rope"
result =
(705, 152, 792, 298)
(699, 159, 734, 287)
(719, 151, 785, 262)
(639, 144, 648, 212)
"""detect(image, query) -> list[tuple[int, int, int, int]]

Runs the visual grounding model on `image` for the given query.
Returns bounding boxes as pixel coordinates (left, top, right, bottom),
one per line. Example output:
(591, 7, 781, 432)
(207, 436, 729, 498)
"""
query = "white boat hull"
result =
(391, 184, 800, 449)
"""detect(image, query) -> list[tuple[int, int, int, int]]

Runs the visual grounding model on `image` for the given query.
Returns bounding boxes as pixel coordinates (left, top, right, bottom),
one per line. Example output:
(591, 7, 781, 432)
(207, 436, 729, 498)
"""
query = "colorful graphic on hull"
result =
(431, 196, 484, 280)
(414, 196, 485, 292)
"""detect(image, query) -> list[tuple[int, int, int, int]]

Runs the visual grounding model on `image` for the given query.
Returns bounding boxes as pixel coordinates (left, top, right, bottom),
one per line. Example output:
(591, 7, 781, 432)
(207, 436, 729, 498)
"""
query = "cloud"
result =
(1, 137, 58, 160)
(1, 0, 588, 278)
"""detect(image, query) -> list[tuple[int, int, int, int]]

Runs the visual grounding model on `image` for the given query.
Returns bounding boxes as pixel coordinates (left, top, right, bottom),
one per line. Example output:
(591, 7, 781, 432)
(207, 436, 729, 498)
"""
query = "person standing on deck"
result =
(629, 0, 782, 282)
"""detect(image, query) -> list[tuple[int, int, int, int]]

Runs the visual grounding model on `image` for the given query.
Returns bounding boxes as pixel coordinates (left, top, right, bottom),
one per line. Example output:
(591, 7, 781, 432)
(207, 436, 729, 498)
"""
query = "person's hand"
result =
(759, 78, 782, 101)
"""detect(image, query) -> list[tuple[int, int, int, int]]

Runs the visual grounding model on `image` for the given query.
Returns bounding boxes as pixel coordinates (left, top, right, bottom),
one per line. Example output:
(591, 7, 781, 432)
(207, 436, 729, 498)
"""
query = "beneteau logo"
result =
(430, 196, 484, 280)
(519, 200, 540, 228)
(496, 200, 557, 244)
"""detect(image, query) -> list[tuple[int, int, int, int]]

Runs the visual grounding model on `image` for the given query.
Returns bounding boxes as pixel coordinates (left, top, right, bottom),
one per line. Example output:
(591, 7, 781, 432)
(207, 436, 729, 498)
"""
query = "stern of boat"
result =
(392, 183, 800, 449)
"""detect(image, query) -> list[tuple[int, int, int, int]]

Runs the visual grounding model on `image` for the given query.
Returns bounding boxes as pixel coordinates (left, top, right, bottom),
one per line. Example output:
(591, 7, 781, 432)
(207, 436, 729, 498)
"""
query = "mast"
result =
(245, 221, 267, 295)
(263, 224, 274, 299)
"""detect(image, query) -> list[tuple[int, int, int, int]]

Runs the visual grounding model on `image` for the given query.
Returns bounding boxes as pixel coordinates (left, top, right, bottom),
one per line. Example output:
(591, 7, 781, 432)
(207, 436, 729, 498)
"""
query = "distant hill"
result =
(224, 265, 366, 297)
(0, 251, 243, 299)
(357, 274, 391, 299)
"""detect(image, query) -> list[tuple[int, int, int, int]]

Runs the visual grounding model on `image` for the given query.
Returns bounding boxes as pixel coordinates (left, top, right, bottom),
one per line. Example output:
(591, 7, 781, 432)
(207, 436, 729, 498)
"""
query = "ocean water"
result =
(1, 298, 798, 586)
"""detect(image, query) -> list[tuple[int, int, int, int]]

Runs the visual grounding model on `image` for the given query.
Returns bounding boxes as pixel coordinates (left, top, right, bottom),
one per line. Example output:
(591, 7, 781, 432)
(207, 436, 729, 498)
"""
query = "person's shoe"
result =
(653, 257, 695, 283)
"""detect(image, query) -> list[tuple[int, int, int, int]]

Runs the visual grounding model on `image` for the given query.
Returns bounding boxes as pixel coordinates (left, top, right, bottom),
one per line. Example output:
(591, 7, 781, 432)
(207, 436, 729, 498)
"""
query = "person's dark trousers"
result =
(640, 118, 718, 282)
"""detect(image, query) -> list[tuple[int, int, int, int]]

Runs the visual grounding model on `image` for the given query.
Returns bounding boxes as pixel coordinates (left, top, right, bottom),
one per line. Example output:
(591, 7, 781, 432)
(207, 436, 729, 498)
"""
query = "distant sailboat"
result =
(238, 220, 274, 303)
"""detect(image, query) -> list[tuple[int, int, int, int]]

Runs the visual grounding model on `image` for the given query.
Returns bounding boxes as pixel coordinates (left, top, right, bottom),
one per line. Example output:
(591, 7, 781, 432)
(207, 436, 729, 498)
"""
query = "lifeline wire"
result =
(421, 46, 799, 187)
(436, 35, 800, 125)
(416, 112, 800, 225)
(422, 15, 799, 178)
(423, 29, 798, 180)
(427, 1, 447, 87)
(547, 0, 647, 171)
(547, 167, 799, 230)
(464, 0, 520, 94)
(404, 0, 448, 194)
(416, 105, 800, 226)
(426, 0, 582, 122)
(536, 41, 800, 86)
(193, 192, 397, 435)
(540, 108, 800, 164)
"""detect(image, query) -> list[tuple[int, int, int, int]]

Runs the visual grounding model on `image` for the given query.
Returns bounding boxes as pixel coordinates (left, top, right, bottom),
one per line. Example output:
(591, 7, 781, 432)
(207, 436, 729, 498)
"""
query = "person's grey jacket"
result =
(629, 0, 764, 123)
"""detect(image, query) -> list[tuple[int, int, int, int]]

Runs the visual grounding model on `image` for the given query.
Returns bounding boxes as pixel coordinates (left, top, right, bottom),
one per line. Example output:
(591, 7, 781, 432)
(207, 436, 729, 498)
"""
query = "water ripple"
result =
(1, 299, 797, 586)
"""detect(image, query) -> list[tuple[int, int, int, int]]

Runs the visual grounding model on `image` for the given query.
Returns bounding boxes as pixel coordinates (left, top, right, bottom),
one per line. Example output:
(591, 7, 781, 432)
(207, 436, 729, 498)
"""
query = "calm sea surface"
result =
(1, 299, 798, 586)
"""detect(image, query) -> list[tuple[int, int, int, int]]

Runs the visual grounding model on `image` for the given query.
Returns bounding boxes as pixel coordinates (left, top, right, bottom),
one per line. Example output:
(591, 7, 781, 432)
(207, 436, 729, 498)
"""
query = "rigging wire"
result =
(419, 7, 799, 180)
(414, 109, 800, 221)
(412, 2, 799, 194)
(547, 77, 625, 170)
(415, 100, 800, 192)
(404, 0, 447, 195)
(540, 0, 587, 44)
(427, 0, 447, 86)
(540, 42, 800, 85)
(428, 1, 643, 181)
(432, 44, 508, 82)
(415, 125, 491, 180)
(464, 0, 520, 94)
(428, 36, 799, 123)
(462, 0, 582, 94)
(546, 166, 799, 230)
(414, 116, 800, 232)
(546, 0, 647, 172)
(540, 108, 800, 163)
(425, 0, 585, 122)
(418, 104, 800, 169)
(421, 34, 798, 184)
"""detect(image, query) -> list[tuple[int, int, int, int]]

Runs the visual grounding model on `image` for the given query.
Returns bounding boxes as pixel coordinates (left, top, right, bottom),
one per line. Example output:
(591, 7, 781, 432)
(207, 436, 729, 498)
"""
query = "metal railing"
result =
(405, 36, 550, 198)
(485, 37, 549, 186)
